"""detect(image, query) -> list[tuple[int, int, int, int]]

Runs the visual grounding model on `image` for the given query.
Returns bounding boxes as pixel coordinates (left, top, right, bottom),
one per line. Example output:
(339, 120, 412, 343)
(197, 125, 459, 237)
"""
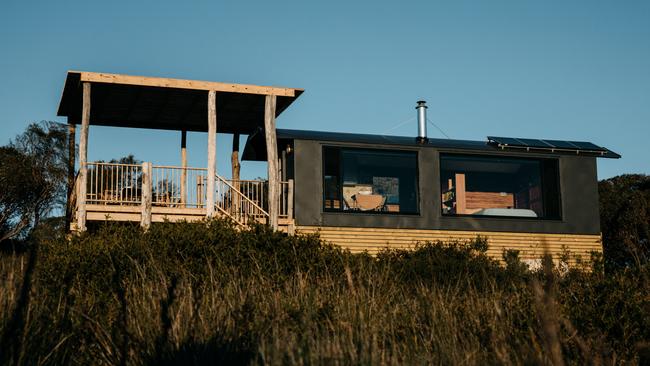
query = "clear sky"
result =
(1, 0, 648, 179)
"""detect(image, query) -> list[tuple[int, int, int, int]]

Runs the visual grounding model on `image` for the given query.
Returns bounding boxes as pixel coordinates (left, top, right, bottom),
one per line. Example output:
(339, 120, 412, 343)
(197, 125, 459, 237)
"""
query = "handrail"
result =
(152, 165, 206, 170)
(217, 174, 269, 215)
(85, 162, 141, 168)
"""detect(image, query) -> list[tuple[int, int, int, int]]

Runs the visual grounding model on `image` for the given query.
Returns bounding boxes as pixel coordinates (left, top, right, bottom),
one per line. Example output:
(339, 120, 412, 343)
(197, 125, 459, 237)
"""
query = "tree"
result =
(0, 122, 68, 242)
(599, 174, 650, 270)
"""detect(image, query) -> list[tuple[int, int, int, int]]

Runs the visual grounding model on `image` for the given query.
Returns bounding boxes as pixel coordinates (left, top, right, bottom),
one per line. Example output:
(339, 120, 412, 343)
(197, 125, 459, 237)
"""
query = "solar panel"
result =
(487, 136, 613, 156)
(569, 141, 607, 151)
(542, 140, 580, 149)
(487, 137, 524, 146)
(516, 138, 555, 148)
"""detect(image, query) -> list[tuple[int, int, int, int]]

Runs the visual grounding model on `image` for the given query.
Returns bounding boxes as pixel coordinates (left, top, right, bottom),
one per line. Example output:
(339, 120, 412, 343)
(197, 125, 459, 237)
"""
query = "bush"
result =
(599, 174, 650, 269)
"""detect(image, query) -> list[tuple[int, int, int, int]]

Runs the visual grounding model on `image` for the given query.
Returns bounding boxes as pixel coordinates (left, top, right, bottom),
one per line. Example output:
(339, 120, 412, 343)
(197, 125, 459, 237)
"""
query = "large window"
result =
(440, 154, 561, 219)
(323, 147, 419, 214)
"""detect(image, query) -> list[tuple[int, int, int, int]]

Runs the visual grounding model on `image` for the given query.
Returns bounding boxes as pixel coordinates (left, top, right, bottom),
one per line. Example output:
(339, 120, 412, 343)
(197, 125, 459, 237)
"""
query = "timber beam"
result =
(76, 71, 300, 97)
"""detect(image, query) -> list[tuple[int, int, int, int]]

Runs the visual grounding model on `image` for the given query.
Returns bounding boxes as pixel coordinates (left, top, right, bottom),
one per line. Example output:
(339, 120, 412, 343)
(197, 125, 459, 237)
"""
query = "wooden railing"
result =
(151, 165, 207, 208)
(230, 179, 268, 210)
(229, 179, 293, 218)
(86, 162, 143, 205)
(279, 181, 293, 219)
(76, 162, 293, 226)
(215, 174, 269, 226)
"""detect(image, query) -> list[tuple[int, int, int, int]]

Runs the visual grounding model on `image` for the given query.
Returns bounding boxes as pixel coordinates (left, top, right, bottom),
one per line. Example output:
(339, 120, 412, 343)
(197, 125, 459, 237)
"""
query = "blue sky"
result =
(1, 0, 648, 179)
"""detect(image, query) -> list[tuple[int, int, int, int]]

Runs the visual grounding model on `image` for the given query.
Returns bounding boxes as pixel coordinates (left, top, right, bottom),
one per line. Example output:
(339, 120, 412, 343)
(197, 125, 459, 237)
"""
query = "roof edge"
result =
(72, 70, 303, 97)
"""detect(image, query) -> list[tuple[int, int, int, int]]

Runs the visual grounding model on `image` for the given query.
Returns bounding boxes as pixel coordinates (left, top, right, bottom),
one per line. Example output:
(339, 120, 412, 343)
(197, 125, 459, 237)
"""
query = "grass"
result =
(1, 219, 648, 365)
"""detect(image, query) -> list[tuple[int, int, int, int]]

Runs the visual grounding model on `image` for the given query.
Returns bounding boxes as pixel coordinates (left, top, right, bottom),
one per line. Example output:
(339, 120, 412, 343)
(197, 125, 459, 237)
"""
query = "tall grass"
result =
(1, 219, 648, 365)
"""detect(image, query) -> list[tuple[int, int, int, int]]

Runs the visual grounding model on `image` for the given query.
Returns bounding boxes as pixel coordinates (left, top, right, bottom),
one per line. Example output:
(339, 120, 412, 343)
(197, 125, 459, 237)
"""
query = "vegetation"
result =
(1, 220, 648, 365)
(0, 122, 68, 243)
(599, 174, 650, 269)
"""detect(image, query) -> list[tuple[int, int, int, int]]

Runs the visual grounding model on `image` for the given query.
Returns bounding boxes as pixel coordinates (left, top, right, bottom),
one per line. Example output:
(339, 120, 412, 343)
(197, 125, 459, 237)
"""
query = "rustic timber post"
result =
(287, 178, 295, 234)
(281, 150, 287, 181)
(76, 82, 91, 232)
(264, 95, 279, 230)
(231, 133, 241, 213)
(141, 162, 152, 229)
(180, 130, 187, 207)
(65, 123, 76, 232)
(206, 91, 217, 218)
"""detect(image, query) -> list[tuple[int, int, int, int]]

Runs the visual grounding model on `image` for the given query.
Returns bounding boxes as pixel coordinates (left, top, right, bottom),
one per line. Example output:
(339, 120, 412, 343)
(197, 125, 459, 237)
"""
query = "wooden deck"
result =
(70, 162, 295, 233)
(80, 204, 295, 233)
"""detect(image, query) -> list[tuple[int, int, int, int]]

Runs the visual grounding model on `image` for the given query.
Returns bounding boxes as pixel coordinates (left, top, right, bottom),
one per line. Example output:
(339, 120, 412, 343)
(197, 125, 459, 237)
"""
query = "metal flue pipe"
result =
(416, 100, 428, 144)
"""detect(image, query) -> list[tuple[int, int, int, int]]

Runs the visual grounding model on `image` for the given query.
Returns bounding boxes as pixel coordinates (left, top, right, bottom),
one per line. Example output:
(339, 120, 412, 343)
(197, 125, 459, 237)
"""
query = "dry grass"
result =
(0, 220, 648, 365)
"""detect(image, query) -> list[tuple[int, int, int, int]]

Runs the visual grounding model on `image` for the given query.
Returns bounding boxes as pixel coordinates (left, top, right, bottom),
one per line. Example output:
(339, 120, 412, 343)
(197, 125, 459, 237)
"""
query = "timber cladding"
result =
(297, 226, 602, 264)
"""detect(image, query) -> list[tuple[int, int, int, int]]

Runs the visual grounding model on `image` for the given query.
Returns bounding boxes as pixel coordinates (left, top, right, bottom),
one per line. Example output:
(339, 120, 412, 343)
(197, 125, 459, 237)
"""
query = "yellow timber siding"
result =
(297, 226, 602, 264)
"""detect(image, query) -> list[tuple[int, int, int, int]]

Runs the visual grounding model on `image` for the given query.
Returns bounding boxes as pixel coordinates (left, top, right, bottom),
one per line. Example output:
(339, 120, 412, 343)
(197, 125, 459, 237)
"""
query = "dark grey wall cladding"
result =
(293, 139, 601, 235)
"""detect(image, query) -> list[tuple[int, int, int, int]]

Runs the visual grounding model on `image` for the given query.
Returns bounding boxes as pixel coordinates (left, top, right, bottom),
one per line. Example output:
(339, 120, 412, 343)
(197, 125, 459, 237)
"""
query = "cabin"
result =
(59, 71, 620, 264)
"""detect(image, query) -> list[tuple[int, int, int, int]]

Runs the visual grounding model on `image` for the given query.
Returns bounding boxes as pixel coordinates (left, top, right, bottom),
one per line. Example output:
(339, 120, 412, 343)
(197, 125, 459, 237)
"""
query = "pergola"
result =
(57, 71, 304, 231)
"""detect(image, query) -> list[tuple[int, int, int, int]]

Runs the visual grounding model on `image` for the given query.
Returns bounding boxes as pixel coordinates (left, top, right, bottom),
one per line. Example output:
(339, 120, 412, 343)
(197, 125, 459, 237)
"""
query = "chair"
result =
(353, 194, 386, 211)
(342, 184, 373, 210)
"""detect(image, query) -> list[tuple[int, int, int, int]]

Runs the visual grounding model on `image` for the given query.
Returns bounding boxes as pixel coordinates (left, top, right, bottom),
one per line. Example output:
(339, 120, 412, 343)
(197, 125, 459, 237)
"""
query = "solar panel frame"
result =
(488, 136, 613, 155)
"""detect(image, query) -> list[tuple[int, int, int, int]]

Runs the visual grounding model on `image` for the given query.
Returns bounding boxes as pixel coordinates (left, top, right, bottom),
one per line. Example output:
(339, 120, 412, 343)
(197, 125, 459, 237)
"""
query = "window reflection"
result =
(323, 147, 419, 214)
(440, 154, 561, 219)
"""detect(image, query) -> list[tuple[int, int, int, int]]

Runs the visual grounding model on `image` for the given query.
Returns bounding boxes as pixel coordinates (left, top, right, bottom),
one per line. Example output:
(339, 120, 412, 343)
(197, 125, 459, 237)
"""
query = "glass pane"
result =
(440, 154, 560, 219)
(323, 147, 341, 210)
(323, 147, 419, 214)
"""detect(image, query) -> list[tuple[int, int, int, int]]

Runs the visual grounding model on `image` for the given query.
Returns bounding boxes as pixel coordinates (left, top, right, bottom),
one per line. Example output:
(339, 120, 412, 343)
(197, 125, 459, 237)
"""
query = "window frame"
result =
(438, 152, 563, 221)
(322, 145, 420, 215)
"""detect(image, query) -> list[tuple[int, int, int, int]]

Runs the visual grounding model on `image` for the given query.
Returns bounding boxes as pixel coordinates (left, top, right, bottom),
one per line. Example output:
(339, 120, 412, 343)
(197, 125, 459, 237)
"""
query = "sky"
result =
(1, 0, 648, 179)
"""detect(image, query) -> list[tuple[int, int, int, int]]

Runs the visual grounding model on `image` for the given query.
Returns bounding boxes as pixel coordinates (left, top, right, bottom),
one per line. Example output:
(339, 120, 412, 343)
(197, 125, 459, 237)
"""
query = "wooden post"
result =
(197, 175, 205, 208)
(264, 94, 279, 230)
(206, 91, 217, 218)
(180, 130, 187, 207)
(76, 82, 91, 232)
(231, 133, 241, 212)
(455, 173, 466, 214)
(231, 133, 240, 182)
(141, 162, 152, 229)
(287, 178, 295, 235)
(281, 149, 287, 181)
(65, 123, 76, 231)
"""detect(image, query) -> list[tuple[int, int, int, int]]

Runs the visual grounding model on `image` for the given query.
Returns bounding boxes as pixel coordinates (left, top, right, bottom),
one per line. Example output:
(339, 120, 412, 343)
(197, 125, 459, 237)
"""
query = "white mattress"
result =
(473, 208, 538, 217)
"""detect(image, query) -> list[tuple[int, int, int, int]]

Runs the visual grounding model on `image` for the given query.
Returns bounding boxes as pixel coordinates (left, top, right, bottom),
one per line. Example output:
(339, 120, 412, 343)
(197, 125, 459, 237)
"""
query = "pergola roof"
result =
(57, 71, 304, 134)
